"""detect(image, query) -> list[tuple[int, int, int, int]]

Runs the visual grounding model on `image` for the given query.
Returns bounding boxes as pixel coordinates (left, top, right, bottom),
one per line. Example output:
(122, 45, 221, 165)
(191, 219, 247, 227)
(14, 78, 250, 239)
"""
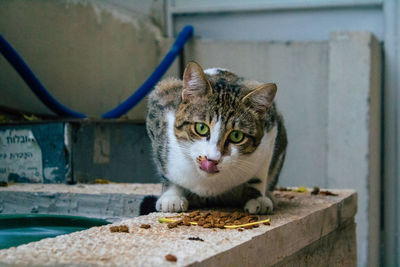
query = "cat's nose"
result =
(197, 156, 219, 174)
(206, 150, 221, 162)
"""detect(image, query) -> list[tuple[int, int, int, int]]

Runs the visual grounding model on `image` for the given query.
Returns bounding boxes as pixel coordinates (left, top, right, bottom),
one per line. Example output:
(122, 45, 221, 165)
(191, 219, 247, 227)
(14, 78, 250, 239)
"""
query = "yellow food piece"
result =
(94, 179, 110, 184)
(293, 187, 307, 193)
(223, 218, 271, 229)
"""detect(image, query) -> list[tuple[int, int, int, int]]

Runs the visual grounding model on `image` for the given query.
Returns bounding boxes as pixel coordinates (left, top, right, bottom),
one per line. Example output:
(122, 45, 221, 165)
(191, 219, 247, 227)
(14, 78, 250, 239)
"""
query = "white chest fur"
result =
(165, 111, 277, 197)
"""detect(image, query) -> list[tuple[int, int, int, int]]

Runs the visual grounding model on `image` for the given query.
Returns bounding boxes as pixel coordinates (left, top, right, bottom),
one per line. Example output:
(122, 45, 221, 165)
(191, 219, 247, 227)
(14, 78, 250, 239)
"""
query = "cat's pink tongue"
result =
(200, 160, 219, 174)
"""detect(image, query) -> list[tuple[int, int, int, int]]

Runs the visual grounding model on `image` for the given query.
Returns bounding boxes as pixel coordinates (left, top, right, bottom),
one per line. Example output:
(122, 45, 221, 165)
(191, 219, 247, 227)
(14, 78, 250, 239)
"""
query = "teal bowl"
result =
(0, 214, 110, 249)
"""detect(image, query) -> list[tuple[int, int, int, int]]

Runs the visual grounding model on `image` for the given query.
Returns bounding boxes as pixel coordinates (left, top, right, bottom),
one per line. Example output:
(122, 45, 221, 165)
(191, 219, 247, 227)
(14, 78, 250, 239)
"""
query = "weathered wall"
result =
(184, 39, 330, 188)
(0, 0, 177, 120)
(183, 33, 381, 267)
(0, 2, 382, 265)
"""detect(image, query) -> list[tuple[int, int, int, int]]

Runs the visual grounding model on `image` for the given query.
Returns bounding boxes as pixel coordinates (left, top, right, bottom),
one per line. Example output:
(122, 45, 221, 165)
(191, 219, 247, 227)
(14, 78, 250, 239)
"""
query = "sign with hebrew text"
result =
(0, 129, 43, 182)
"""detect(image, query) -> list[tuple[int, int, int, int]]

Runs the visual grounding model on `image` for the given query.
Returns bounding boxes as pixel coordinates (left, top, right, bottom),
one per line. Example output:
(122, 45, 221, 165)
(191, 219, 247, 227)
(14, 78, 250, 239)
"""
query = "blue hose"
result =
(0, 35, 87, 118)
(101, 25, 194, 118)
(0, 25, 194, 119)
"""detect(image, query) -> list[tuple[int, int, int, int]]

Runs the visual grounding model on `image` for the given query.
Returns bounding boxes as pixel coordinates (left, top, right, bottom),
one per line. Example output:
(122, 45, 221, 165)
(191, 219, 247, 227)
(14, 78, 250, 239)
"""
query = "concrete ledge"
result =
(0, 184, 162, 221)
(0, 187, 357, 266)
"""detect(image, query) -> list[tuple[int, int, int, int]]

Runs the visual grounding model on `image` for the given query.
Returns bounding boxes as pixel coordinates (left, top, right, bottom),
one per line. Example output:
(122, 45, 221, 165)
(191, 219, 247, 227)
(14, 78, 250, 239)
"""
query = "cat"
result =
(146, 62, 287, 214)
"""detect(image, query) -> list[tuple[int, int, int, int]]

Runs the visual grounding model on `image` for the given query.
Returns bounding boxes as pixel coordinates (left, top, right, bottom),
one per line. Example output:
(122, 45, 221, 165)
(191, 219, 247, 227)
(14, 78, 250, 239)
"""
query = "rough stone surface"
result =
(0, 188, 356, 266)
(0, 183, 161, 221)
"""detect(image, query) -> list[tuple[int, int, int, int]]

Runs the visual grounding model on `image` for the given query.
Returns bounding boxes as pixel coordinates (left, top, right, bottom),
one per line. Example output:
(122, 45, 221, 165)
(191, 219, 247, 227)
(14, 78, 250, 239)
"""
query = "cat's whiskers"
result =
(231, 165, 254, 176)
(232, 158, 259, 167)
(175, 143, 192, 155)
(230, 160, 259, 173)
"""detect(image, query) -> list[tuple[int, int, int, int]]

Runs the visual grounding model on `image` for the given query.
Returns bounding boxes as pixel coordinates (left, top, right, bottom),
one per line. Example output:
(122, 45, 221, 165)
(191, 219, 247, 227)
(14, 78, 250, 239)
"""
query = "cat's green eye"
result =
(194, 123, 210, 136)
(229, 130, 244, 143)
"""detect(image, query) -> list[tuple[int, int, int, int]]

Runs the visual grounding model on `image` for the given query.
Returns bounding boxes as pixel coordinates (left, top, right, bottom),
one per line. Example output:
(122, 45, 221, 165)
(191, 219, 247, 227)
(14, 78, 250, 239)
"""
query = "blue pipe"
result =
(0, 25, 193, 119)
(101, 25, 194, 118)
(0, 35, 87, 118)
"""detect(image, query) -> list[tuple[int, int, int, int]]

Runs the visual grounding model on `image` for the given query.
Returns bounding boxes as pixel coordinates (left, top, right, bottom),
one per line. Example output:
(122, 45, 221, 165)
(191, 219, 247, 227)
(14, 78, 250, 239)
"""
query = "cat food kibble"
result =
(109, 226, 119, 232)
(165, 254, 177, 262)
(311, 186, 320, 195)
(167, 221, 180, 229)
(140, 224, 151, 229)
(188, 237, 204, 242)
(319, 190, 339, 196)
(109, 225, 129, 233)
(159, 210, 270, 230)
(310, 186, 339, 196)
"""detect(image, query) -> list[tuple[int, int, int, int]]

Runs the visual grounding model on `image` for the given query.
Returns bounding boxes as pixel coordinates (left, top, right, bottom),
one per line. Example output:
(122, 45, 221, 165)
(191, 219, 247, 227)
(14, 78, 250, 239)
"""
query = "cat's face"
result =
(173, 62, 276, 182)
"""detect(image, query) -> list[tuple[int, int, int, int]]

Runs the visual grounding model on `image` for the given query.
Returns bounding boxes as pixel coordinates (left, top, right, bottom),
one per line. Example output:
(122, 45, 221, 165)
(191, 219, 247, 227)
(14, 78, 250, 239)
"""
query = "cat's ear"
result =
(182, 62, 211, 101)
(242, 83, 277, 113)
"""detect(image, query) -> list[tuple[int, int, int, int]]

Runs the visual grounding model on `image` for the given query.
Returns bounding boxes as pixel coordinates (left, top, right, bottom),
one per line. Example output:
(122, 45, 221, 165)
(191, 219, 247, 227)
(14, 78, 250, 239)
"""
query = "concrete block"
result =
(0, 186, 357, 266)
(0, 183, 162, 221)
(327, 32, 381, 267)
(274, 220, 356, 267)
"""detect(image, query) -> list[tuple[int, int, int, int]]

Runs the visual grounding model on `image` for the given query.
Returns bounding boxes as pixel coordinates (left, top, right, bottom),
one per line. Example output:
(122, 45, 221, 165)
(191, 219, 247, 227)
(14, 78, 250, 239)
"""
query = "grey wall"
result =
(170, 0, 383, 41)
(0, 1, 388, 266)
(73, 122, 157, 183)
(183, 34, 381, 267)
(185, 39, 329, 188)
(0, 0, 176, 120)
(174, 7, 383, 41)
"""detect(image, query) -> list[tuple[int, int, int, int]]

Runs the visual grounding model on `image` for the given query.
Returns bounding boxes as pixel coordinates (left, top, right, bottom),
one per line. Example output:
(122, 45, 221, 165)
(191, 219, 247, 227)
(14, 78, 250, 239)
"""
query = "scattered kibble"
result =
(311, 186, 320, 195)
(167, 221, 179, 229)
(165, 254, 177, 262)
(188, 237, 204, 242)
(159, 210, 270, 230)
(140, 224, 151, 229)
(277, 186, 307, 193)
(109, 225, 129, 233)
(277, 187, 290, 191)
(310, 186, 339, 196)
(109, 226, 119, 232)
(320, 190, 339, 196)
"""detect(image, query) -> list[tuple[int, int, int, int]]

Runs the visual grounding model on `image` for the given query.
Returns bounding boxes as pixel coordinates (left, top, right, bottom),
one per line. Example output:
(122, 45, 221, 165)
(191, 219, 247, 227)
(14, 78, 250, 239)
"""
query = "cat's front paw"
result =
(244, 196, 274, 214)
(156, 195, 189, 212)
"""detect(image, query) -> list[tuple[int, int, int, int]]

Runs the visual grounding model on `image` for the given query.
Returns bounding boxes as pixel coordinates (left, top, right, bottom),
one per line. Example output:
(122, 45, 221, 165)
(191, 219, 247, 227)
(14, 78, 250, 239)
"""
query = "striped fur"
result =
(146, 62, 287, 214)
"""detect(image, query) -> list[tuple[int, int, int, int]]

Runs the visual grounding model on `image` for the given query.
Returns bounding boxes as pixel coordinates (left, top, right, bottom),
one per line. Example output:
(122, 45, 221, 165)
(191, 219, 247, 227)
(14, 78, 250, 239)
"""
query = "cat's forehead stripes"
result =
(173, 66, 273, 157)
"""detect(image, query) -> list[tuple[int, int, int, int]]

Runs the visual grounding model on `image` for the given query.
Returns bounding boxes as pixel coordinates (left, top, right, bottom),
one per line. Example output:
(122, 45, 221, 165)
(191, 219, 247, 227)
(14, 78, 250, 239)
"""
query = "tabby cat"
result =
(146, 62, 287, 214)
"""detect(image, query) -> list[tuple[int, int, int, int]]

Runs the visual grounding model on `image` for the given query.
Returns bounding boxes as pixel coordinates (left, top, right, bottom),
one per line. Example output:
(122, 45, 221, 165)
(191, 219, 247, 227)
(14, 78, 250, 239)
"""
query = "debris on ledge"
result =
(0, 189, 357, 266)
